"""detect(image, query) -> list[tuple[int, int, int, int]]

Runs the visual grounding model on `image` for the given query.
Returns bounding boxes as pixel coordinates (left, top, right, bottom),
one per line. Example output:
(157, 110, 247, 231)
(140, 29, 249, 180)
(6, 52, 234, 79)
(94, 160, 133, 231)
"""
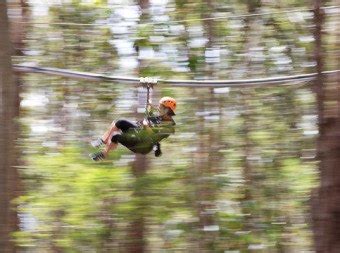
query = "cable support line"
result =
(150, 5, 339, 26)
(13, 65, 139, 83)
(13, 64, 340, 88)
(11, 5, 339, 27)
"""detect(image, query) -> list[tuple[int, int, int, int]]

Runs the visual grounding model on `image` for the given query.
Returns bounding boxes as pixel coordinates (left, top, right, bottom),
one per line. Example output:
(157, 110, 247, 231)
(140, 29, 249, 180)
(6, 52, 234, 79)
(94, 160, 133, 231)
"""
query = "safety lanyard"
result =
(140, 77, 158, 118)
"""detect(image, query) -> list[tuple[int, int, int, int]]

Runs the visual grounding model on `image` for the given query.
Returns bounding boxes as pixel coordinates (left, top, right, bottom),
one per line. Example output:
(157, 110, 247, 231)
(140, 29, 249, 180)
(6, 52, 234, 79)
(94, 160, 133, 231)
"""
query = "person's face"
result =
(158, 104, 168, 115)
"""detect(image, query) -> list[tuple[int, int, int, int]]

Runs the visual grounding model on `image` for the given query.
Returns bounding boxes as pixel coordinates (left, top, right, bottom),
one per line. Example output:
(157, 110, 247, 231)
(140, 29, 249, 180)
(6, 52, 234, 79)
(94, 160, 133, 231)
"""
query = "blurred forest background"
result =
(1, 0, 339, 252)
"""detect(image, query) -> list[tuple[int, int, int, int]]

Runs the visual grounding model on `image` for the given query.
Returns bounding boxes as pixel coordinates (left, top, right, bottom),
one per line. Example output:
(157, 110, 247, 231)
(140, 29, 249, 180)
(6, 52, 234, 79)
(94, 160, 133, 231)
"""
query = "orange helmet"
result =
(159, 96, 177, 114)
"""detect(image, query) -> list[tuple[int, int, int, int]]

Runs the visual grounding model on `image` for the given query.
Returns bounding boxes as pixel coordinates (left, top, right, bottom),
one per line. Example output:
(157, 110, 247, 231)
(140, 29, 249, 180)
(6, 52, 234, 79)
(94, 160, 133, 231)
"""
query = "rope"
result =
(139, 77, 157, 116)
(13, 64, 340, 88)
(11, 5, 340, 27)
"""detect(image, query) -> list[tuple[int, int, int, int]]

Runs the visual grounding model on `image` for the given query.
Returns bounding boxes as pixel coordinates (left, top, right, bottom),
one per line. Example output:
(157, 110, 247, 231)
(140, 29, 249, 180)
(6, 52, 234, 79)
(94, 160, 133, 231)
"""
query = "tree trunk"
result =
(312, 0, 340, 252)
(239, 1, 260, 249)
(8, 0, 30, 55)
(125, 1, 150, 252)
(126, 155, 148, 253)
(192, 2, 225, 251)
(0, 1, 19, 252)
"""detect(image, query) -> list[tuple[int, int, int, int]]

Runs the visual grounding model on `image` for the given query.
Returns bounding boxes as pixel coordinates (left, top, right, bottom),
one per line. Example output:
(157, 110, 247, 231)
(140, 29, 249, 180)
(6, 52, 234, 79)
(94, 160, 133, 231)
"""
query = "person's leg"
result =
(90, 120, 138, 160)
(90, 134, 120, 161)
(102, 140, 118, 157)
(92, 120, 135, 148)
(102, 120, 137, 143)
(91, 121, 117, 148)
(101, 121, 119, 144)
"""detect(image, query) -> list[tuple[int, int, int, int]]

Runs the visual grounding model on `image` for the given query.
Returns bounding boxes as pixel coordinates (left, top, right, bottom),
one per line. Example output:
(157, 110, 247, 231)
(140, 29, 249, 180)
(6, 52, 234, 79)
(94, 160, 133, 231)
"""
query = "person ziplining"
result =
(89, 89, 177, 161)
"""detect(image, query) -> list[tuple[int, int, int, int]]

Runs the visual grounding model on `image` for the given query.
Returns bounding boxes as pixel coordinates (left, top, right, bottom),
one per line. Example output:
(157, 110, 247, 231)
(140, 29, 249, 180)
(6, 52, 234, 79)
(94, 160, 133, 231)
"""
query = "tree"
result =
(312, 0, 340, 252)
(125, 1, 150, 252)
(0, 1, 19, 252)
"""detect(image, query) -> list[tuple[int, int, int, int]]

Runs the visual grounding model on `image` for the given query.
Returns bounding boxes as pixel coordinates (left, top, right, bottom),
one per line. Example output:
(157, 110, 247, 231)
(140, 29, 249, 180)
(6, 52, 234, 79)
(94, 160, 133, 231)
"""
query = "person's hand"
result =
(143, 119, 149, 126)
(154, 143, 162, 157)
(155, 148, 162, 157)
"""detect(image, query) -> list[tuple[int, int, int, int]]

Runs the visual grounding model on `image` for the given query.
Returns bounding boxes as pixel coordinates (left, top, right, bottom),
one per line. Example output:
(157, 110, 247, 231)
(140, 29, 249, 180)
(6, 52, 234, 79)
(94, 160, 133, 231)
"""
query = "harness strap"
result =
(146, 85, 151, 115)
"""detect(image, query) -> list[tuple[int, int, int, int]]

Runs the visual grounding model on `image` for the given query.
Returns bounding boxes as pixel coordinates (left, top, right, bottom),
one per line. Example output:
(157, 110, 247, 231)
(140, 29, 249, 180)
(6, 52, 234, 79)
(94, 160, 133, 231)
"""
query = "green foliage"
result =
(16, 146, 130, 250)
(13, 0, 337, 251)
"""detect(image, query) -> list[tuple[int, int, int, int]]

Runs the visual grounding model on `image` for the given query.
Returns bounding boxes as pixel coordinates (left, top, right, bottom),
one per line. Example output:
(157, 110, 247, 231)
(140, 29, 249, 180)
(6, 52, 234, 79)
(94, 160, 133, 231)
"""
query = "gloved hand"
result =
(142, 119, 149, 126)
(154, 143, 162, 157)
(155, 148, 162, 157)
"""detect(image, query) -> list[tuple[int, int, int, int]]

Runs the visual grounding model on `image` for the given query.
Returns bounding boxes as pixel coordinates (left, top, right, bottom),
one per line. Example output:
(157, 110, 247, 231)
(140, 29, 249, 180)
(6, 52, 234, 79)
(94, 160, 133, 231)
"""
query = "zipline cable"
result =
(11, 5, 339, 27)
(13, 64, 340, 88)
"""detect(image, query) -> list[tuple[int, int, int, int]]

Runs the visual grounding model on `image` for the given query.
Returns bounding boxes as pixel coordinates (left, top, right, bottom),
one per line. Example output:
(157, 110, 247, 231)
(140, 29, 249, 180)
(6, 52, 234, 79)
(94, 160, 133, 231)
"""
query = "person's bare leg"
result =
(102, 121, 119, 143)
(90, 136, 118, 161)
(102, 139, 118, 157)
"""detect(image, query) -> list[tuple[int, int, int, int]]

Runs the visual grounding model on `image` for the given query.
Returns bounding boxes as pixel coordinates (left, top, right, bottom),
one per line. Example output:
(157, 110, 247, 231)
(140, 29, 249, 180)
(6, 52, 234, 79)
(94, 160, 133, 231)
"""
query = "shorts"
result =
(111, 119, 154, 154)
(115, 119, 137, 133)
(111, 119, 138, 144)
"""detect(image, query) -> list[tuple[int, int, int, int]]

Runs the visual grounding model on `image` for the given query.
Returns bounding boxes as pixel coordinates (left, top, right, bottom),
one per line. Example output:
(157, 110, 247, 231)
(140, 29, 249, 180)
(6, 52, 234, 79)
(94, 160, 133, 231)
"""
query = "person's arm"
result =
(142, 118, 154, 134)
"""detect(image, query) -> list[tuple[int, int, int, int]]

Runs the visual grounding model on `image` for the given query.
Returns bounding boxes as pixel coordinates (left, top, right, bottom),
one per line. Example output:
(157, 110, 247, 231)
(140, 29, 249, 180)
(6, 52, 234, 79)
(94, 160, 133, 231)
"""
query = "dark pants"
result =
(115, 119, 137, 132)
(111, 120, 137, 143)
(111, 119, 155, 154)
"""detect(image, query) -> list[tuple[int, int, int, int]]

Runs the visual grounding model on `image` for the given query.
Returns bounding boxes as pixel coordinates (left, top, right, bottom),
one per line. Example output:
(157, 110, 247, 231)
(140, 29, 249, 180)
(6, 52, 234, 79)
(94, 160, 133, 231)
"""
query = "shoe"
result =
(89, 151, 105, 161)
(91, 138, 105, 148)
